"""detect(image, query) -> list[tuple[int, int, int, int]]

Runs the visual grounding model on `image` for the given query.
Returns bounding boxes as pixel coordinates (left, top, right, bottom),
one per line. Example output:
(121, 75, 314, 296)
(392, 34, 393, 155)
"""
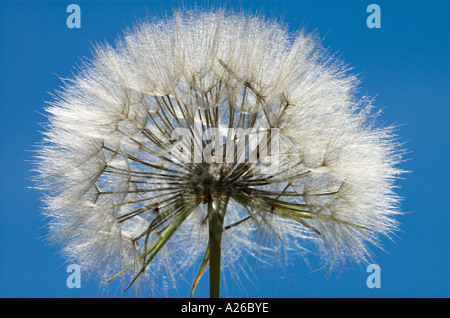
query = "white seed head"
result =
(34, 9, 403, 295)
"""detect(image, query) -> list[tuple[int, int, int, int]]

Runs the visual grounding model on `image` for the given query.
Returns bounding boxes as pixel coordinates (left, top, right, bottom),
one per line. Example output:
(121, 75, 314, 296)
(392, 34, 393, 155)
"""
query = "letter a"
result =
(66, 264, 81, 288)
(366, 264, 381, 288)
(366, 4, 381, 29)
(67, 4, 81, 29)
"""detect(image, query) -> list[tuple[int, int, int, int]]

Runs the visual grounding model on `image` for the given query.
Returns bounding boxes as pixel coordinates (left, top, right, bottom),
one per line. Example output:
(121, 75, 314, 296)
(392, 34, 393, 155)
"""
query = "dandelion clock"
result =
(34, 9, 403, 297)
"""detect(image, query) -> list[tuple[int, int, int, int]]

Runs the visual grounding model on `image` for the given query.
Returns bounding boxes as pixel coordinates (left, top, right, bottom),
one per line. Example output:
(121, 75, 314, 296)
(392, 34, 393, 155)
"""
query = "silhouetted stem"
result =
(207, 194, 229, 298)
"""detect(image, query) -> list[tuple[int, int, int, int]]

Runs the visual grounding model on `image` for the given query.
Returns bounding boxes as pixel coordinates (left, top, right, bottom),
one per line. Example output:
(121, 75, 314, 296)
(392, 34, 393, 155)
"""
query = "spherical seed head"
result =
(34, 9, 403, 295)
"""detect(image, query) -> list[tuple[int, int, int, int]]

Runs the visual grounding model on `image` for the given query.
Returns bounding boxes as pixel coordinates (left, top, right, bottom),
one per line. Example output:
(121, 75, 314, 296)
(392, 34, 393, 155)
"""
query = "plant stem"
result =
(207, 194, 229, 298)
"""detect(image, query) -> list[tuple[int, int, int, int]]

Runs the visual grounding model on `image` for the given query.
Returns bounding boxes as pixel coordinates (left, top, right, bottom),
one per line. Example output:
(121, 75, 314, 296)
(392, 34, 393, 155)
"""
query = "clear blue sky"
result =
(0, 0, 448, 298)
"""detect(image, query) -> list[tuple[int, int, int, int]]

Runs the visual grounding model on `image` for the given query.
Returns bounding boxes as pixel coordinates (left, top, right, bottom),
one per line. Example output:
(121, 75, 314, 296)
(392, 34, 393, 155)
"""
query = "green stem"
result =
(207, 194, 229, 298)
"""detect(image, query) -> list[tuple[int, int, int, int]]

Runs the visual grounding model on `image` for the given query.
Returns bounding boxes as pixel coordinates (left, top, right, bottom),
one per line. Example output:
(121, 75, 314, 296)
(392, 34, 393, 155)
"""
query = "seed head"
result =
(34, 9, 403, 296)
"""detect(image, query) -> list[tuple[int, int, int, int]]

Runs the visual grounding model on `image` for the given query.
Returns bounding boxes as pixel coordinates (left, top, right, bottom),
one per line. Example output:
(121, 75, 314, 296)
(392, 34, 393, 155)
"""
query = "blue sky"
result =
(0, 0, 448, 298)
